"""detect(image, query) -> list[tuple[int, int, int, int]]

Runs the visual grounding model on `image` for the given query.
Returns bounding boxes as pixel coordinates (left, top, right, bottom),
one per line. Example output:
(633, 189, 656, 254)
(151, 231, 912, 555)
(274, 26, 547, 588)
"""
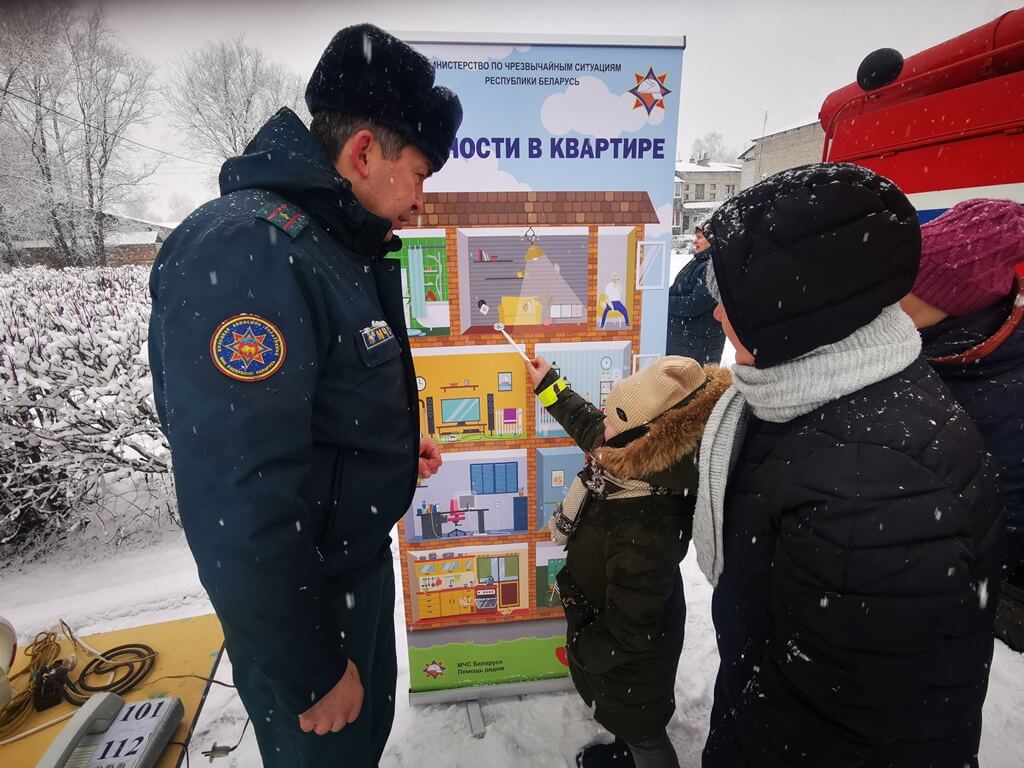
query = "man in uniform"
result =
(148, 24, 461, 767)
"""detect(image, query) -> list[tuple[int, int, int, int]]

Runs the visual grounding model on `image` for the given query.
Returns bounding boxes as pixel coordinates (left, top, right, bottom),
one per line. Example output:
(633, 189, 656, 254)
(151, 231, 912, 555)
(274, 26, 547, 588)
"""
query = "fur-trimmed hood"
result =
(593, 365, 731, 480)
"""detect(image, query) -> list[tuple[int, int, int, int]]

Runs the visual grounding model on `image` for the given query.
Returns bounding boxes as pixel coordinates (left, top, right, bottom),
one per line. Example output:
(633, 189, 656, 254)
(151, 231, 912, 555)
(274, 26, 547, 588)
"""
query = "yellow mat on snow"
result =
(0, 614, 224, 768)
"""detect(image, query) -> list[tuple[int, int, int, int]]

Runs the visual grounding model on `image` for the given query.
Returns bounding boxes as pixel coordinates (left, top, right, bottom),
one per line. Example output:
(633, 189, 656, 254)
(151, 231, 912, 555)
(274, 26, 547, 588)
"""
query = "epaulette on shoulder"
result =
(257, 200, 310, 240)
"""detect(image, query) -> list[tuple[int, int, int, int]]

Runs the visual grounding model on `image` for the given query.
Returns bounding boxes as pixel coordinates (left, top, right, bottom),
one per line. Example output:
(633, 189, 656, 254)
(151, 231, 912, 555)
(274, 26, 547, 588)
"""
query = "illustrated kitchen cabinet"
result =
(440, 589, 475, 617)
(410, 548, 528, 623)
(417, 593, 441, 618)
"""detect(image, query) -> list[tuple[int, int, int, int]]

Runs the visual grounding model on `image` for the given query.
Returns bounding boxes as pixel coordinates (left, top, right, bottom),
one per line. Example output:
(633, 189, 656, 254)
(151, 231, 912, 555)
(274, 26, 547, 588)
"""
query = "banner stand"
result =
(397, 31, 685, 707)
(409, 675, 575, 707)
(413, 677, 576, 739)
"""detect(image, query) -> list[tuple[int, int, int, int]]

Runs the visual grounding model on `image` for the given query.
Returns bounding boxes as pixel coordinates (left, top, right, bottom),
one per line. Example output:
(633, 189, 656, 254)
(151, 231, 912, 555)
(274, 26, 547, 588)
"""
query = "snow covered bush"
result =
(0, 266, 173, 551)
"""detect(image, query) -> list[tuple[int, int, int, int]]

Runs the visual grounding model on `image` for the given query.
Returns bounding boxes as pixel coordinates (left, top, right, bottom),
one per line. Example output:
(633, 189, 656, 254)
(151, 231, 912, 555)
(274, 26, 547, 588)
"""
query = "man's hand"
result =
(298, 659, 363, 735)
(418, 437, 443, 479)
(526, 356, 552, 389)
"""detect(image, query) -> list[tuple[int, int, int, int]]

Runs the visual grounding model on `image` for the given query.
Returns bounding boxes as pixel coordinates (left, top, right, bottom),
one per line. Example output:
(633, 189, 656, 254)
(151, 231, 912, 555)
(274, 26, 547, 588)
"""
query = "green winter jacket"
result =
(537, 366, 730, 742)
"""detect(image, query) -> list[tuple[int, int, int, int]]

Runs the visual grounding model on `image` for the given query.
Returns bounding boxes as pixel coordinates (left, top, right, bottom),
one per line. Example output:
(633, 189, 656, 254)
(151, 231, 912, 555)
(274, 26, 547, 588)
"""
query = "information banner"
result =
(396, 35, 684, 703)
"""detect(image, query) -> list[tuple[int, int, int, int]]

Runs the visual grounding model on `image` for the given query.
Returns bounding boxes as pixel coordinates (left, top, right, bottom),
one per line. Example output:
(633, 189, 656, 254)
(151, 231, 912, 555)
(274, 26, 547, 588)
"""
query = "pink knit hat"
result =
(912, 198, 1024, 316)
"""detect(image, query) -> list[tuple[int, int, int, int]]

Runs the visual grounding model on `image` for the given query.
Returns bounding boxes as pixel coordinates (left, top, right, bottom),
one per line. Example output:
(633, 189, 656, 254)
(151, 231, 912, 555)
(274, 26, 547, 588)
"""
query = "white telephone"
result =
(35, 692, 183, 768)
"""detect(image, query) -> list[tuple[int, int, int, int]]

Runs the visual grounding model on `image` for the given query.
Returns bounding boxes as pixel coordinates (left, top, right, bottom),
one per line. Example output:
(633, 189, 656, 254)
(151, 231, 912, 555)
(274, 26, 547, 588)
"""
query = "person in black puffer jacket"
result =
(666, 223, 726, 364)
(692, 164, 1004, 768)
(900, 198, 1024, 653)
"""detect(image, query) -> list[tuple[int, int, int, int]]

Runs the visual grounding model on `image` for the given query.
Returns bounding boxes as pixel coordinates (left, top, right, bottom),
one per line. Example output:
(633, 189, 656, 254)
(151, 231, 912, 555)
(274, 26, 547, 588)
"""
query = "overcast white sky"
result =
(101, 0, 1022, 220)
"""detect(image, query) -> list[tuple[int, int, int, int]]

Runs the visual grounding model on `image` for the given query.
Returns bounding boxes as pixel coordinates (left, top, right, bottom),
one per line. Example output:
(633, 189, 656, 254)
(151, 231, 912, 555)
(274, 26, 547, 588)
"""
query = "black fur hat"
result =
(306, 24, 463, 172)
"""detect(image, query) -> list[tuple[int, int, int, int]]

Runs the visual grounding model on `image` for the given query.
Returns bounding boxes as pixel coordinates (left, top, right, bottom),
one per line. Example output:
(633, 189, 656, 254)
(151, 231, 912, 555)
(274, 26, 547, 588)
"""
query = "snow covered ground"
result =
(2, 529, 1022, 767)
(0, 254, 1017, 765)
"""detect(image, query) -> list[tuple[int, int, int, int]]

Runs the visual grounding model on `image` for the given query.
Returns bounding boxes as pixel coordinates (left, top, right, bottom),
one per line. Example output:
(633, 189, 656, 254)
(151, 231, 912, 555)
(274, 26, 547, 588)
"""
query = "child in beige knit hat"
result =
(526, 355, 728, 768)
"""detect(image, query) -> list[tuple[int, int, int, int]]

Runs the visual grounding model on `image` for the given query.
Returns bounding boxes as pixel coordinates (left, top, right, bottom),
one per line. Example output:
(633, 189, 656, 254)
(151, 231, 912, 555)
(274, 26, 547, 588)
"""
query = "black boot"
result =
(995, 580, 1024, 653)
(576, 738, 636, 768)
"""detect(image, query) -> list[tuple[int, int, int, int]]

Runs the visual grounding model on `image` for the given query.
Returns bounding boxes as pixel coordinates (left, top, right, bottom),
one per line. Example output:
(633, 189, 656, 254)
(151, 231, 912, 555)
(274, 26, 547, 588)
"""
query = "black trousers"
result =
(230, 559, 397, 767)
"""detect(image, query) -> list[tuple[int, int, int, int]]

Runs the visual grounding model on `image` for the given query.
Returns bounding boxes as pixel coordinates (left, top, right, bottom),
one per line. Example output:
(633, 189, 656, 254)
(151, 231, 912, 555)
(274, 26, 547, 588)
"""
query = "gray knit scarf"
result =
(693, 304, 923, 586)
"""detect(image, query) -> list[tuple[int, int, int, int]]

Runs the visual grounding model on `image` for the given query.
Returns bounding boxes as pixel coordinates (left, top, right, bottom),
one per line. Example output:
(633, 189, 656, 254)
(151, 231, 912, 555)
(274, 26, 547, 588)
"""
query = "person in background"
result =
(148, 24, 459, 767)
(695, 163, 1004, 767)
(526, 355, 728, 768)
(665, 223, 726, 364)
(900, 198, 1024, 653)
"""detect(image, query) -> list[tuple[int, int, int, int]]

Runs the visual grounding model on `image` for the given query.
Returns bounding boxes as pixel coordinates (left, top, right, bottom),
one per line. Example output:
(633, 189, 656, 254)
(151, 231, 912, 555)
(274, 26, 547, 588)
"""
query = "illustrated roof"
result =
(415, 191, 659, 227)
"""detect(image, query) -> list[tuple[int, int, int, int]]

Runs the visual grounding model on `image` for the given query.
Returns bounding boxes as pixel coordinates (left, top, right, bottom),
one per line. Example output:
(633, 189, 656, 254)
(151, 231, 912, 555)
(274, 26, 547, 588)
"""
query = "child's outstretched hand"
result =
(526, 356, 552, 389)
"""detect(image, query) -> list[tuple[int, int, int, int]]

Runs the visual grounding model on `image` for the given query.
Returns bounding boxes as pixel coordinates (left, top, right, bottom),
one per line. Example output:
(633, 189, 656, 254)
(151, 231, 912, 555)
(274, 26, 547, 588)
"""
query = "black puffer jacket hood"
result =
(704, 162, 920, 368)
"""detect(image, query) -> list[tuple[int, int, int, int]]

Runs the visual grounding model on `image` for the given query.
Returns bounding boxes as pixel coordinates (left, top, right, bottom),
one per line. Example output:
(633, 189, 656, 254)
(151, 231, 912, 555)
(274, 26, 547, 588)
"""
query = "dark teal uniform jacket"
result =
(148, 108, 418, 716)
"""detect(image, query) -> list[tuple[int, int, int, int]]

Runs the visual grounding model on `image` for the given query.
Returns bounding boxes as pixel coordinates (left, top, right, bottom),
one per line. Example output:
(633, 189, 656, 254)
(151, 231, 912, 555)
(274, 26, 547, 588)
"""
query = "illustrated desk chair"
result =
(446, 509, 470, 537)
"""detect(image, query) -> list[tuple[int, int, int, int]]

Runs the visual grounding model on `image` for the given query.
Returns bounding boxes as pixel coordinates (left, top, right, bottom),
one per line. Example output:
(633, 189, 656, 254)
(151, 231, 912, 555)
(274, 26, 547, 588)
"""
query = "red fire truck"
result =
(819, 8, 1024, 225)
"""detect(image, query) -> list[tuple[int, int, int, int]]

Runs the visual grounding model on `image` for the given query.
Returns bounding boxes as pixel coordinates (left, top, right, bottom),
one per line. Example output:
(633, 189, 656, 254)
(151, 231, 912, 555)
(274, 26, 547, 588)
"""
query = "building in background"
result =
(738, 121, 825, 190)
(8, 213, 175, 268)
(672, 157, 741, 241)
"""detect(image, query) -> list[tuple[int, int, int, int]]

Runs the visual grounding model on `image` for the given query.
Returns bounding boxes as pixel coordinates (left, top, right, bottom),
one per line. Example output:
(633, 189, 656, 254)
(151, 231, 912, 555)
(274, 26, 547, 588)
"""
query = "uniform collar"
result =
(220, 108, 400, 260)
(321, 177, 402, 259)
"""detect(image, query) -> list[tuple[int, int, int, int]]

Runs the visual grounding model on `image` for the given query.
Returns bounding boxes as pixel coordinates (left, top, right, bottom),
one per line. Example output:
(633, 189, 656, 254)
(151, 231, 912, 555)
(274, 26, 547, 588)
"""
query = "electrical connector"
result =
(199, 716, 250, 762)
(201, 743, 234, 761)
(32, 663, 66, 711)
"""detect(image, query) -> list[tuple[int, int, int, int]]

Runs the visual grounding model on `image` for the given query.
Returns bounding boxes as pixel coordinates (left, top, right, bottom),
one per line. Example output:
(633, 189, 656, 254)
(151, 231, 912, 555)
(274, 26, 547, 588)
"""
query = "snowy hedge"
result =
(0, 266, 173, 550)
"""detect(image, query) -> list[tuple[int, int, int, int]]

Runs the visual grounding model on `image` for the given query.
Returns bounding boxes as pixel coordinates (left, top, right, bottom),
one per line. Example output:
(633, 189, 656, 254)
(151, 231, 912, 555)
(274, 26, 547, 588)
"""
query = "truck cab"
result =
(819, 9, 1024, 224)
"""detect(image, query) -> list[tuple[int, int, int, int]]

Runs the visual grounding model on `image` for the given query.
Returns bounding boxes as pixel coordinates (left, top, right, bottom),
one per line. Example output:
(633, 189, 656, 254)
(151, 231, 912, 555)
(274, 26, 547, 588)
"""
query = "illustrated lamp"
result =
(521, 226, 546, 262)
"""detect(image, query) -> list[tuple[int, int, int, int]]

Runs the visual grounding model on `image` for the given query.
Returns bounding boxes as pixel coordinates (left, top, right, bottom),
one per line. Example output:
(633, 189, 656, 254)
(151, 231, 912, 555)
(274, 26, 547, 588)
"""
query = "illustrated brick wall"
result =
(397, 191, 657, 630)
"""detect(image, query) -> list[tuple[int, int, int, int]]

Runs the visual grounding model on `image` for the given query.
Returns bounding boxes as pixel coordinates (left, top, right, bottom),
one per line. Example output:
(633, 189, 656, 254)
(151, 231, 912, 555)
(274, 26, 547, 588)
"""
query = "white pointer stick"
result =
(493, 322, 531, 363)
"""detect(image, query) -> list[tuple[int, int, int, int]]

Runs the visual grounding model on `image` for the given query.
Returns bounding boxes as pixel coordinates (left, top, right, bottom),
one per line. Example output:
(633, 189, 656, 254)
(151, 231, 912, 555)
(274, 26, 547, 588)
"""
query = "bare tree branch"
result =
(690, 131, 739, 164)
(0, 6, 158, 267)
(165, 34, 309, 163)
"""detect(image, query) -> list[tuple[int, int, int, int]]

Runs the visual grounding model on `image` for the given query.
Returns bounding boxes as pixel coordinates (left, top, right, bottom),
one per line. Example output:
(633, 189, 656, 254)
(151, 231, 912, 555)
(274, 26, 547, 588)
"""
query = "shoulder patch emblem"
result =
(210, 314, 286, 382)
(258, 201, 309, 239)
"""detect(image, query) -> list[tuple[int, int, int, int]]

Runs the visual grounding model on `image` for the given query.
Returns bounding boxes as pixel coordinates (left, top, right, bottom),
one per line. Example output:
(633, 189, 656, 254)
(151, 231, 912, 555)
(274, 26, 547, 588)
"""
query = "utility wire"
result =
(1, 88, 219, 169)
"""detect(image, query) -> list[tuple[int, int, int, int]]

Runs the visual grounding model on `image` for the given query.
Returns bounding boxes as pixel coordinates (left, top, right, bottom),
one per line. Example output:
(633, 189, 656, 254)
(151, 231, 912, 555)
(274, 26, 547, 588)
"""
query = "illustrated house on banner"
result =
(407, 192, 662, 334)
(396, 192, 668, 698)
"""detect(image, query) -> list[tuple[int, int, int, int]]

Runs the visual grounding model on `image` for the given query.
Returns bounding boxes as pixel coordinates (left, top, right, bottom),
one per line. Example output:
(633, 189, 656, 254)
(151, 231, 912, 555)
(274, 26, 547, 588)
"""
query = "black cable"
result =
(144, 673, 236, 691)
(62, 643, 156, 706)
(169, 740, 191, 768)
(231, 717, 251, 749)
(1, 88, 218, 168)
(0, 632, 61, 738)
